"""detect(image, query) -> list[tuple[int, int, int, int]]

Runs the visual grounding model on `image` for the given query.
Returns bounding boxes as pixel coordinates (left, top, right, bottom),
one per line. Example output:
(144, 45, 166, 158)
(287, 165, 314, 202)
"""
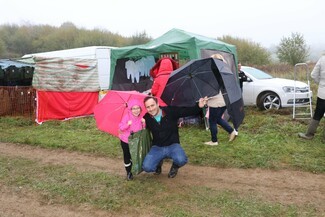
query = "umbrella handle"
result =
(196, 96, 213, 102)
(196, 97, 212, 108)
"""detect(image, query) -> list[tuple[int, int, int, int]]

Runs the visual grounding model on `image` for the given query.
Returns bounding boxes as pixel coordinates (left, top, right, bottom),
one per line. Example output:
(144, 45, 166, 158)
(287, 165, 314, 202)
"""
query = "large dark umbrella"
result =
(160, 58, 221, 107)
(213, 58, 245, 129)
(161, 57, 245, 129)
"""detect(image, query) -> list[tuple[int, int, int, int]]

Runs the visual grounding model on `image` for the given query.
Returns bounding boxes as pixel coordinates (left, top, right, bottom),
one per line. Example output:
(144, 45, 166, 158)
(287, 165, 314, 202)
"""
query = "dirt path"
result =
(0, 142, 324, 217)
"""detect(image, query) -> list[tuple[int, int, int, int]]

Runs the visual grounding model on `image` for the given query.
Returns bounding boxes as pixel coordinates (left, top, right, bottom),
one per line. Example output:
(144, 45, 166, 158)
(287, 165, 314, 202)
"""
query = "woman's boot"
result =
(125, 163, 133, 181)
(298, 119, 320, 140)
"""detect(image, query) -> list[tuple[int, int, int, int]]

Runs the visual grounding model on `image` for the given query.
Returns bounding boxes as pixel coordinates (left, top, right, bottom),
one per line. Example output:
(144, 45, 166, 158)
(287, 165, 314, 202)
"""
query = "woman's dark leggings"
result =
(120, 140, 132, 173)
(313, 97, 325, 121)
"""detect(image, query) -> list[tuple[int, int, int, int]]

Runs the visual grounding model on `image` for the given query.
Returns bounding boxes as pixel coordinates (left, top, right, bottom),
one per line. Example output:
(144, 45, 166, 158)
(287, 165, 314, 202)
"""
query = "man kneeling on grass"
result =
(142, 96, 206, 178)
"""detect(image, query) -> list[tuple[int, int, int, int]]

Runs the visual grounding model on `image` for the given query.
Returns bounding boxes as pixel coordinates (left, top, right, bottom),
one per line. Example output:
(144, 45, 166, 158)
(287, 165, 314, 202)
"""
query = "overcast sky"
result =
(1, 0, 324, 50)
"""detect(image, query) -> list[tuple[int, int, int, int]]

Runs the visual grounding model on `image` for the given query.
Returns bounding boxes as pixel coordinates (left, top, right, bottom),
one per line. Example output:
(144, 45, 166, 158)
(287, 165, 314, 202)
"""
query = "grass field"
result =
(1, 106, 324, 173)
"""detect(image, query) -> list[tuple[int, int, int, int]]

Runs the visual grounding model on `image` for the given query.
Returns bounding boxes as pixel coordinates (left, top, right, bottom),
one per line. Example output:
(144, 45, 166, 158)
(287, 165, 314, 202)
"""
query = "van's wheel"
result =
(257, 92, 281, 110)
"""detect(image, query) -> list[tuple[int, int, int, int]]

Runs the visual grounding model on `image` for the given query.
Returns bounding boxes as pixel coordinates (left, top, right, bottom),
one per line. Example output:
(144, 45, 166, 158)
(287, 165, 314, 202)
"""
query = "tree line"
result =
(0, 22, 151, 59)
(0, 22, 309, 66)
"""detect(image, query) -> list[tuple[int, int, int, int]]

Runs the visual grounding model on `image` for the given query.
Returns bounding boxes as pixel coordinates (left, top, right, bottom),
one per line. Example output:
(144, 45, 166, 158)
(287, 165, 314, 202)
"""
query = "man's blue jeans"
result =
(142, 143, 188, 172)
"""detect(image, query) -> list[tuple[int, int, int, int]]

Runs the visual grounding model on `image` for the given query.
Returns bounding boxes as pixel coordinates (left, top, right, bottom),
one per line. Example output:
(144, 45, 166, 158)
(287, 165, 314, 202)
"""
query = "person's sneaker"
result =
(154, 161, 163, 175)
(168, 164, 179, 178)
(204, 141, 219, 146)
(229, 130, 237, 142)
(234, 129, 238, 136)
(127, 172, 133, 181)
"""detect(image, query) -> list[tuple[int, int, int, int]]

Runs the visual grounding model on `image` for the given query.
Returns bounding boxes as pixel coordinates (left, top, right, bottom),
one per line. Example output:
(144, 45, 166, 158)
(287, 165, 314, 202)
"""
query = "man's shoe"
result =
(154, 161, 163, 175)
(204, 141, 218, 146)
(127, 172, 133, 181)
(229, 130, 237, 142)
(168, 164, 179, 178)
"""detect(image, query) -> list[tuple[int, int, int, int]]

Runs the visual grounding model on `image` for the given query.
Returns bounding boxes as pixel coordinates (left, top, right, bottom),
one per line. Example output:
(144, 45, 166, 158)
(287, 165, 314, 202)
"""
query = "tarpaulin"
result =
(33, 57, 99, 92)
(36, 91, 98, 123)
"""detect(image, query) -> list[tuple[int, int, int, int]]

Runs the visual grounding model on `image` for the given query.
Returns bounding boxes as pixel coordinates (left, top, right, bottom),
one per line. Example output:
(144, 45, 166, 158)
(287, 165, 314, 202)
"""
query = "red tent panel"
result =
(36, 91, 98, 123)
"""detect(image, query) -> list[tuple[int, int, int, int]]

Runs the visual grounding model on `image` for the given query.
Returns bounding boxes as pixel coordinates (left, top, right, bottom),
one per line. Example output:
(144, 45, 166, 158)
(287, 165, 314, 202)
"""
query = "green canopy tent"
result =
(109, 28, 238, 92)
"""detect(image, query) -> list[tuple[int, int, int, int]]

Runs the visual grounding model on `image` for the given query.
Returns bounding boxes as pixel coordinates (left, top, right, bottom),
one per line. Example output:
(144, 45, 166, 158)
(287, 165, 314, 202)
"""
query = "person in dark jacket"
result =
(238, 62, 248, 92)
(142, 96, 206, 178)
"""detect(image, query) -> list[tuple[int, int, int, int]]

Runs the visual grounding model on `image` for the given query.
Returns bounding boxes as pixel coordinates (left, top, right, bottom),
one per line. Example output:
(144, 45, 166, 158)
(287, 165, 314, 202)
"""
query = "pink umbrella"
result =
(93, 90, 148, 137)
